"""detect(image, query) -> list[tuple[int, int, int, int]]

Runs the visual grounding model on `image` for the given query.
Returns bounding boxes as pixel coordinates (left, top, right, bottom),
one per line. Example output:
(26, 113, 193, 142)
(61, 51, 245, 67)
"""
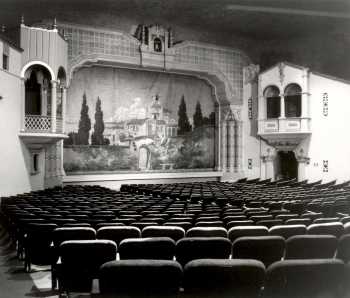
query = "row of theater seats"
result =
(9, 223, 350, 294)
(55, 238, 349, 298)
(8, 220, 350, 273)
(1, 181, 350, 297)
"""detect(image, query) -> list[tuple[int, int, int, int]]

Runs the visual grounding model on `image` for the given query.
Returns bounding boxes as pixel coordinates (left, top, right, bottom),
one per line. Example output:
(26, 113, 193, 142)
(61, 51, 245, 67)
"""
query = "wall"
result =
(300, 73, 350, 183)
(0, 39, 44, 196)
(241, 67, 261, 179)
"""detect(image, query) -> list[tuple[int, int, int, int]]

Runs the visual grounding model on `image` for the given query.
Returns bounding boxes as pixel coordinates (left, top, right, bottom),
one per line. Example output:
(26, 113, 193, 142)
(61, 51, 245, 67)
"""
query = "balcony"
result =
(19, 115, 67, 147)
(258, 117, 311, 150)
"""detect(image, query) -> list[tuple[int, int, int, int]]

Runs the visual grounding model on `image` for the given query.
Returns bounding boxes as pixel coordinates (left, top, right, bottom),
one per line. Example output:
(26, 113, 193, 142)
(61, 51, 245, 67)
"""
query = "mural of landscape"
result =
(64, 66, 216, 173)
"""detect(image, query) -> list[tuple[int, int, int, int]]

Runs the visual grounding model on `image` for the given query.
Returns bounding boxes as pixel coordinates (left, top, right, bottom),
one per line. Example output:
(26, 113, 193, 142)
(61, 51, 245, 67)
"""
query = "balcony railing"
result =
(258, 117, 311, 135)
(24, 115, 63, 133)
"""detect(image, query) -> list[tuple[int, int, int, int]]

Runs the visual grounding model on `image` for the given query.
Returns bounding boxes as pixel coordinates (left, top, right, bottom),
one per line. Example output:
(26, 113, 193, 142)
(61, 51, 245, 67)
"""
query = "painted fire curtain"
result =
(64, 66, 216, 173)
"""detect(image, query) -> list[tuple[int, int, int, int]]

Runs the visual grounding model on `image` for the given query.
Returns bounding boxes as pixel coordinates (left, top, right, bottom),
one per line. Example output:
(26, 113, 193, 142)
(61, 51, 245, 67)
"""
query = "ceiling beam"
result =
(226, 4, 350, 19)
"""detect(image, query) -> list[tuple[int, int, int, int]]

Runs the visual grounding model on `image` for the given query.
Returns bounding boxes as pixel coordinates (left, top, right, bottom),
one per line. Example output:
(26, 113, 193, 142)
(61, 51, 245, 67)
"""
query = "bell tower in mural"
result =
(134, 24, 176, 69)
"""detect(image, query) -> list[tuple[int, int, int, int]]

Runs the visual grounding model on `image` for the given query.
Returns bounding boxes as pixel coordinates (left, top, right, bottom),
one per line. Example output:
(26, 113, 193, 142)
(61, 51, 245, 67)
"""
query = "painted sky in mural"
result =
(64, 66, 216, 173)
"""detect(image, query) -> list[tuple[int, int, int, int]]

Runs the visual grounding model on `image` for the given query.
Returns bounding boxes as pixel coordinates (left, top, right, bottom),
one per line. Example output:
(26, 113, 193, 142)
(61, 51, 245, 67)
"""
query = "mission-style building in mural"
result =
(105, 95, 178, 146)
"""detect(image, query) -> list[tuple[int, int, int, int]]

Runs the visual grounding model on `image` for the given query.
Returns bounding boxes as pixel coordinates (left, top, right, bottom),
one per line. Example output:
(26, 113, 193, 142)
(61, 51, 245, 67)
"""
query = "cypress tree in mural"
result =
(77, 93, 91, 145)
(177, 95, 192, 135)
(91, 97, 105, 145)
(193, 101, 203, 129)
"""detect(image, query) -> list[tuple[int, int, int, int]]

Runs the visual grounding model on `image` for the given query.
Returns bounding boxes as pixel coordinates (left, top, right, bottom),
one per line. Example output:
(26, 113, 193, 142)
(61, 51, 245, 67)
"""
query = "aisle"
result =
(0, 224, 58, 298)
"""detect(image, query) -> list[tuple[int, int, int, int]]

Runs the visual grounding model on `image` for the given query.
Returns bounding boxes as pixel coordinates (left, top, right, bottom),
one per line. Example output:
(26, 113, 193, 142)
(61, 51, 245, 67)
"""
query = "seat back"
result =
(264, 259, 345, 298)
(285, 235, 337, 259)
(232, 236, 285, 267)
(307, 222, 344, 238)
(119, 237, 176, 260)
(175, 237, 232, 267)
(184, 259, 265, 298)
(59, 239, 117, 293)
(186, 227, 228, 238)
(25, 223, 57, 267)
(228, 226, 268, 242)
(96, 226, 141, 245)
(53, 227, 96, 248)
(142, 226, 185, 241)
(99, 260, 183, 296)
(269, 225, 306, 239)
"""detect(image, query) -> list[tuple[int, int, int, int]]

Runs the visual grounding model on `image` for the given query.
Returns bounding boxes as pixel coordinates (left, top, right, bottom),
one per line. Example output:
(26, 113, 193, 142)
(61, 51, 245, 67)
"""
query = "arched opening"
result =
(153, 37, 162, 52)
(285, 83, 302, 117)
(24, 65, 52, 117)
(275, 151, 298, 180)
(264, 86, 280, 119)
(25, 72, 41, 115)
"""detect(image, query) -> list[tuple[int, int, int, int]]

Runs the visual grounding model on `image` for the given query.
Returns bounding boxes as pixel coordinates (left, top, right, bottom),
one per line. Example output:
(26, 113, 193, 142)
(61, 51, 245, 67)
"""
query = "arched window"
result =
(284, 83, 302, 117)
(264, 86, 280, 119)
(154, 37, 162, 52)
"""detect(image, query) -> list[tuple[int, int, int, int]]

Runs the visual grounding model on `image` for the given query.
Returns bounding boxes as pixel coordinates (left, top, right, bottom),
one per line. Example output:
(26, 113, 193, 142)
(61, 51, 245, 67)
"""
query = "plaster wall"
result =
(299, 73, 350, 183)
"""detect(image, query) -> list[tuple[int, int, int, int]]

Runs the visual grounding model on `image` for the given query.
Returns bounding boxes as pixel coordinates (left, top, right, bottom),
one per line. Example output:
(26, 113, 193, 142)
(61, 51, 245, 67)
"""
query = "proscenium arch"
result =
(21, 61, 56, 81)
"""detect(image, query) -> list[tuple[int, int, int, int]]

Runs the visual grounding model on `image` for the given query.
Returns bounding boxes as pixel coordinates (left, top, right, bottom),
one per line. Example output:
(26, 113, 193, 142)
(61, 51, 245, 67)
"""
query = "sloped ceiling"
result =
(1, 0, 350, 40)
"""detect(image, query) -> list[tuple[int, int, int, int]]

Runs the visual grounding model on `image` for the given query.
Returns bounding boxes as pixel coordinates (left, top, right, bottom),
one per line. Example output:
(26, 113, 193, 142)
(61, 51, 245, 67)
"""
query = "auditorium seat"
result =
(186, 227, 228, 238)
(142, 226, 185, 241)
(175, 237, 232, 267)
(232, 236, 285, 267)
(285, 235, 338, 259)
(51, 226, 96, 289)
(58, 239, 117, 295)
(23, 223, 57, 272)
(307, 222, 344, 238)
(119, 237, 176, 260)
(99, 259, 183, 297)
(96, 226, 141, 245)
(228, 226, 269, 243)
(183, 259, 265, 298)
(269, 225, 307, 239)
(263, 259, 345, 298)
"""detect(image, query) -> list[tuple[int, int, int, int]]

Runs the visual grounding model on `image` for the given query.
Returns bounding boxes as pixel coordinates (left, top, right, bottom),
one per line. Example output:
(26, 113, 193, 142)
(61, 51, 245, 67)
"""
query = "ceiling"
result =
(1, 0, 350, 40)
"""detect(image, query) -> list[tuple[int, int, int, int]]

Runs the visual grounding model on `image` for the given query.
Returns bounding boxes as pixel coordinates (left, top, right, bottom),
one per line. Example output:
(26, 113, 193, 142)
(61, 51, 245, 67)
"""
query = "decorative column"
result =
(51, 80, 57, 133)
(227, 113, 235, 173)
(221, 120, 227, 172)
(41, 86, 47, 116)
(235, 120, 243, 172)
(279, 93, 285, 119)
(62, 87, 67, 133)
(20, 78, 26, 131)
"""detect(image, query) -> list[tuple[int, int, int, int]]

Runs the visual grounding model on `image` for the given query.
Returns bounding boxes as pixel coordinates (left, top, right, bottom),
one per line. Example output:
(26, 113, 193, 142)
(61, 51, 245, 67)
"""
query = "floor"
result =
(0, 224, 60, 298)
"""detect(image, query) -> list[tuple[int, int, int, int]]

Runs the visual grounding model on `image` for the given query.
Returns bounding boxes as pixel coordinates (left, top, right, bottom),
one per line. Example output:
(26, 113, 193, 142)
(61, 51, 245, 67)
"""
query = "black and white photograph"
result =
(0, 0, 350, 297)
